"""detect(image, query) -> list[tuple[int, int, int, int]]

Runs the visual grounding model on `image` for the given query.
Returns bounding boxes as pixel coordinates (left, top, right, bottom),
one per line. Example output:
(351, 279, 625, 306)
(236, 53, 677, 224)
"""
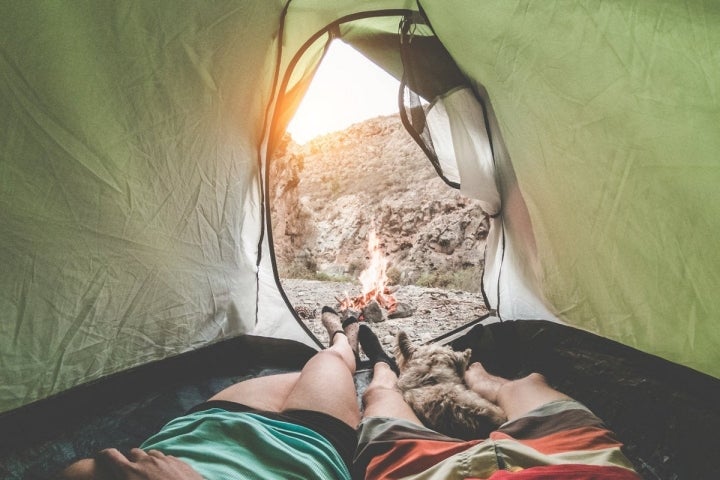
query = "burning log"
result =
(338, 227, 399, 320)
(340, 287, 397, 314)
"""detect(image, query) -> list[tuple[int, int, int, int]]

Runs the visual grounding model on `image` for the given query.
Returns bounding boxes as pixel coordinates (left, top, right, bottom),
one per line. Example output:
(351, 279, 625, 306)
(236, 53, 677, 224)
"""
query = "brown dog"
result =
(394, 331, 507, 439)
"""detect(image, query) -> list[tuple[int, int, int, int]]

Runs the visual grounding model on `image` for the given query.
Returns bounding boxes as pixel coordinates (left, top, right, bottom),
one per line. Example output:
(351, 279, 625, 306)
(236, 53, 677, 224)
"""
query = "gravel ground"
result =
(282, 278, 489, 351)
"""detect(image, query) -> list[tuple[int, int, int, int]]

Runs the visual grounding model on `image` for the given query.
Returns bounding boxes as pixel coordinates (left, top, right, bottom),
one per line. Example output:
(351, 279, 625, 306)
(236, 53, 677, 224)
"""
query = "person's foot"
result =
(358, 324, 399, 375)
(463, 362, 508, 404)
(321, 306, 345, 347)
(342, 315, 360, 359)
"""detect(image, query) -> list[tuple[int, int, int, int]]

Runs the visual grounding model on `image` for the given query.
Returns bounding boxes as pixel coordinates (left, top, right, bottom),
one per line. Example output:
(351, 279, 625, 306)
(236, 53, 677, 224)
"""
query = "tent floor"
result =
(1, 322, 718, 479)
(447, 320, 720, 480)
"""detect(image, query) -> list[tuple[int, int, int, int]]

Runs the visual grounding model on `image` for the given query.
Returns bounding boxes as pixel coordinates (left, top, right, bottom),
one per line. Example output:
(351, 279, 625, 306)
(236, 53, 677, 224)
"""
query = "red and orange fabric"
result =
(353, 400, 640, 480)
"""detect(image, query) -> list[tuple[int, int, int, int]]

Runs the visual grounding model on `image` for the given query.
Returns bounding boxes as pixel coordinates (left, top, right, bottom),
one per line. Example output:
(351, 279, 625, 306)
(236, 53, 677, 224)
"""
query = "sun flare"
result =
(286, 41, 400, 144)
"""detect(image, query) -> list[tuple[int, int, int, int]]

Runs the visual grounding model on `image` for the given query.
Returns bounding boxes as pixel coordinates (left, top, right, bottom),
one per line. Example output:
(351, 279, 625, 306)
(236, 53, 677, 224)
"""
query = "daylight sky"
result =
(286, 41, 400, 144)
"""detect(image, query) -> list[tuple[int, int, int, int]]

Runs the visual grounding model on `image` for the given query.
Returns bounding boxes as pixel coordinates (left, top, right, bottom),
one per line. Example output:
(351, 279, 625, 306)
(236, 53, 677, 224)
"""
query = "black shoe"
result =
(358, 324, 399, 375)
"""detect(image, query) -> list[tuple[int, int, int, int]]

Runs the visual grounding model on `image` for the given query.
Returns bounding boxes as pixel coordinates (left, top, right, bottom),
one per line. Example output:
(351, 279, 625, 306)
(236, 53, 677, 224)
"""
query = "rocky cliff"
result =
(270, 114, 489, 292)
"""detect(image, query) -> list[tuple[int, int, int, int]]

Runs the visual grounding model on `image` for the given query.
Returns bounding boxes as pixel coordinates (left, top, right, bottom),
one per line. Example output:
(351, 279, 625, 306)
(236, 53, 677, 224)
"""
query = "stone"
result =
(362, 300, 384, 323)
(388, 302, 415, 319)
(342, 308, 361, 321)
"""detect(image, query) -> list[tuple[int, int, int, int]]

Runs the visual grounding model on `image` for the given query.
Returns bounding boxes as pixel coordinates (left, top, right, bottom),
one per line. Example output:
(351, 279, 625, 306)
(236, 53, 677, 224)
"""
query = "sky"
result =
(286, 41, 400, 144)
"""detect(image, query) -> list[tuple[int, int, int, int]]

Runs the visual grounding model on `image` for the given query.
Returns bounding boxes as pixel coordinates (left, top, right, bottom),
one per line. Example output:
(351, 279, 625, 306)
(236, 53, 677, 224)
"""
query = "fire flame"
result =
(340, 229, 397, 314)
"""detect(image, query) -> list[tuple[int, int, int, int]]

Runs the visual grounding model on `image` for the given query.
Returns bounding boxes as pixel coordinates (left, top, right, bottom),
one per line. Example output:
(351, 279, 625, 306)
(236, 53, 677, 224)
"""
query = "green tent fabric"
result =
(422, 0, 720, 377)
(1, 0, 719, 422)
(0, 1, 288, 414)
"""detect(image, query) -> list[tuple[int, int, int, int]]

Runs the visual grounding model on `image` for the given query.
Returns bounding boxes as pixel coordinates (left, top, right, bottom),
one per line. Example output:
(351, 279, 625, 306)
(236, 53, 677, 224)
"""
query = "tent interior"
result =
(3, 322, 719, 479)
(1, 2, 719, 479)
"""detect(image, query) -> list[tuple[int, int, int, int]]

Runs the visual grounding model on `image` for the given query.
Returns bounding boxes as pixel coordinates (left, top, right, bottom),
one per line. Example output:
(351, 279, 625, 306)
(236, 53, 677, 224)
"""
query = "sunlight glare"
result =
(286, 41, 400, 144)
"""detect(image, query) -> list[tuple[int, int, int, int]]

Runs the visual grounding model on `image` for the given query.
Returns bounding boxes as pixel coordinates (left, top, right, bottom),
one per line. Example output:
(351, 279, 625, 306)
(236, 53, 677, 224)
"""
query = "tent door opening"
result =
(267, 14, 496, 346)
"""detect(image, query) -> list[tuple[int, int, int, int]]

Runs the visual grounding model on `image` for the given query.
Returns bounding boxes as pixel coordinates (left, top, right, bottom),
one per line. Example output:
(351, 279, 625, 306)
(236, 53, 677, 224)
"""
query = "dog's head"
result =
(395, 331, 472, 386)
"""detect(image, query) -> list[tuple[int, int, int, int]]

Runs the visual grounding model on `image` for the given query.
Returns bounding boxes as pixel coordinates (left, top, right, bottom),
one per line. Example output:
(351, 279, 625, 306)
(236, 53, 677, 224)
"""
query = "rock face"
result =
(270, 114, 489, 291)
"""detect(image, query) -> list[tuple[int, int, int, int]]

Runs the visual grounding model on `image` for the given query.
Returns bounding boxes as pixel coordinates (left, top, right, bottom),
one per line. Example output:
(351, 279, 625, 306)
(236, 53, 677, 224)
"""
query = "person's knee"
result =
(60, 458, 97, 480)
(524, 372, 548, 385)
(318, 345, 355, 371)
(512, 372, 548, 388)
(497, 372, 548, 398)
(317, 347, 349, 364)
(362, 381, 398, 408)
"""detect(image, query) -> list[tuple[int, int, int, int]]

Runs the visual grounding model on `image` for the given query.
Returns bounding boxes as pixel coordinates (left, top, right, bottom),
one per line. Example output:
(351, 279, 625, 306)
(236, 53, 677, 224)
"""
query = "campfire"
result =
(339, 229, 398, 319)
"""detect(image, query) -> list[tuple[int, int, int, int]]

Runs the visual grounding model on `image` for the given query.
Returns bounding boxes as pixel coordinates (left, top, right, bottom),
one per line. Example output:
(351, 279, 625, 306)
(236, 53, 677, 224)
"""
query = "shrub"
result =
(348, 259, 365, 276)
(280, 258, 316, 280)
(413, 267, 482, 292)
(449, 267, 482, 292)
(386, 266, 402, 285)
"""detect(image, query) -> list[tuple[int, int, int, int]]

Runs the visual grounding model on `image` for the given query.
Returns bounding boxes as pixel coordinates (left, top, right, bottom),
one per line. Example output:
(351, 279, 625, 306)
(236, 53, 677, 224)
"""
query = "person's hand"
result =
(96, 448, 203, 480)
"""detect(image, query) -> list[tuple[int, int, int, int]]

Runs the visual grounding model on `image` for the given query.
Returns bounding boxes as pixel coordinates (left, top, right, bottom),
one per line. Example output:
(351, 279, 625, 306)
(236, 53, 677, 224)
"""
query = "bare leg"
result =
(60, 458, 100, 480)
(212, 307, 361, 427)
(208, 372, 300, 411)
(357, 324, 417, 422)
(61, 374, 303, 480)
(210, 307, 360, 426)
(281, 308, 360, 427)
(362, 362, 422, 425)
(464, 363, 570, 422)
(63, 308, 361, 478)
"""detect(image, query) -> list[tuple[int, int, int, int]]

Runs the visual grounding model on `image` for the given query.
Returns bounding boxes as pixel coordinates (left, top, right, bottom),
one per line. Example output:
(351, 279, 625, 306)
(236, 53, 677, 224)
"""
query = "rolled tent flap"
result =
(426, 87, 501, 216)
(0, 2, 285, 414)
(423, 0, 720, 378)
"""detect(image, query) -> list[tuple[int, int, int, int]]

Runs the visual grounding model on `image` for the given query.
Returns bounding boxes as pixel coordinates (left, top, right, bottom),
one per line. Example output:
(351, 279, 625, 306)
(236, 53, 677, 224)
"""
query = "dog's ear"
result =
(463, 349, 472, 362)
(397, 331, 415, 360)
(454, 349, 472, 376)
